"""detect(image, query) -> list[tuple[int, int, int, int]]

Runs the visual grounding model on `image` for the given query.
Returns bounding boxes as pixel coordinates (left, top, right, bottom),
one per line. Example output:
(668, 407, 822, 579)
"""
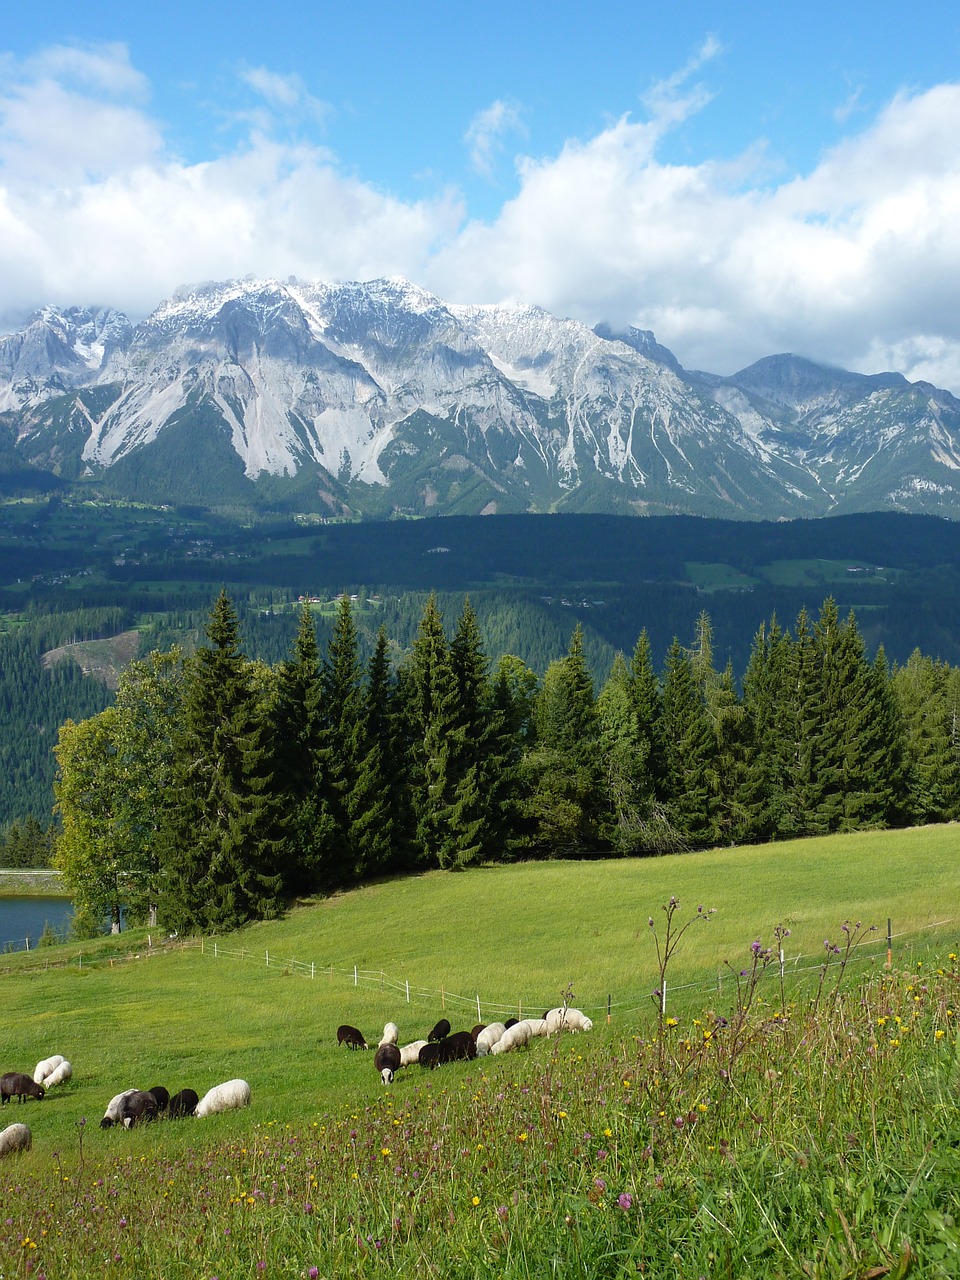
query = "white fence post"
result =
(406, 980, 410, 1003)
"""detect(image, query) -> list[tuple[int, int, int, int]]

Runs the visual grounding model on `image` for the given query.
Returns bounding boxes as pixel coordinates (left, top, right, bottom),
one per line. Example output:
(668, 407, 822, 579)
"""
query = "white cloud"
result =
(430, 80, 960, 393)
(3, 41, 960, 397)
(464, 99, 526, 178)
(0, 44, 461, 319)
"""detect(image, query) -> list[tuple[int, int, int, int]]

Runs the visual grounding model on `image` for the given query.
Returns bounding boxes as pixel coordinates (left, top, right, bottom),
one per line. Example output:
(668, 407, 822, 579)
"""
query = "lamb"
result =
(374, 1043, 402, 1084)
(100, 1089, 138, 1129)
(437, 1031, 477, 1065)
(43, 1060, 73, 1088)
(0, 1123, 31, 1156)
(118, 1090, 159, 1128)
(168, 1088, 199, 1119)
(427, 1018, 450, 1042)
(398, 1039, 428, 1067)
(0, 1073, 44, 1104)
(195, 1079, 252, 1118)
(544, 1007, 594, 1035)
(489, 1020, 534, 1055)
(146, 1085, 169, 1113)
(32, 1055, 64, 1085)
(379, 1022, 399, 1047)
(475, 1022, 507, 1057)
(337, 1024, 368, 1050)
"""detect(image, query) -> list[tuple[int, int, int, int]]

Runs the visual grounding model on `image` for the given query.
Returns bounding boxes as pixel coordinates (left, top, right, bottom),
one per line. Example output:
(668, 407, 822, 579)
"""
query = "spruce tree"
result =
(160, 591, 285, 933)
(893, 650, 960, 823)
(272, 605, 328, 893)
(350, 626, 398, 880)
(659, 636, 716, 845)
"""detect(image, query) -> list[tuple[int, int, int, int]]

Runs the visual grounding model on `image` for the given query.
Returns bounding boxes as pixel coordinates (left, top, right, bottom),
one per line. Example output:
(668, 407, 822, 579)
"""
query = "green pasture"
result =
(0, 824, 957, 1146)
(684, 562, 758, 591)
(759, 557, 894, 587)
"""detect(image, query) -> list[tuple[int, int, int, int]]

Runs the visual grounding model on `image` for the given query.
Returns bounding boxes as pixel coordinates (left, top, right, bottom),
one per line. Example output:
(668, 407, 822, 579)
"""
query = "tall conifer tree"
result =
(160, 591, 285, 932)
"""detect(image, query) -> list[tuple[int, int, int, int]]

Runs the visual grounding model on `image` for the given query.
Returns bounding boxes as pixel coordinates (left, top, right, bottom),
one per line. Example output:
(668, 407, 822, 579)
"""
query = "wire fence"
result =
(5, 914, 956, 1027)
(185, 914, 957, 1025)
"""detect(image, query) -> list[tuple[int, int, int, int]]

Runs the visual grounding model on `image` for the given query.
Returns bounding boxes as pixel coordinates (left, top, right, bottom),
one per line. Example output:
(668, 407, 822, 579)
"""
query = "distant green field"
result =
(684, 562, 758, 591)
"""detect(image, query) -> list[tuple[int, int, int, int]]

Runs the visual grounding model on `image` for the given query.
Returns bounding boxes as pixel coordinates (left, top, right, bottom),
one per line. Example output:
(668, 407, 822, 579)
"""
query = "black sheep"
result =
(427, 1018, 451, 1042)
(168, 1088, 199, 1118)
(147, 1085, 170, 1113)
(437, 1031, 477, 1065)
(118, 1090, 158, 1128)
(337, 1024, 368, 1050)
(418, 1042, 442, 1070)
(374, 1043, 402, 1084)
(0, 1073, 43, 1104)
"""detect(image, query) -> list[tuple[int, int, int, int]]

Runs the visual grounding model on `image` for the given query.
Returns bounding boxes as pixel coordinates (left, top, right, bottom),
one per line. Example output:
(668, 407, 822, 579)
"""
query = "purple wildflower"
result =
(618, 1193, 633, 1210)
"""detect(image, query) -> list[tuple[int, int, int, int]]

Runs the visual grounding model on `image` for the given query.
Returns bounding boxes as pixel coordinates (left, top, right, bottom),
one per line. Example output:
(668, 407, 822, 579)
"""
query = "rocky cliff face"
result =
(3, 277, 960, 518)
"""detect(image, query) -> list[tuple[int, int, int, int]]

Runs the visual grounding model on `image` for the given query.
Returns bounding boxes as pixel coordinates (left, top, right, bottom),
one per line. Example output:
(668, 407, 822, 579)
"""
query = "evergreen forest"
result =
(52, 589, 960, 936)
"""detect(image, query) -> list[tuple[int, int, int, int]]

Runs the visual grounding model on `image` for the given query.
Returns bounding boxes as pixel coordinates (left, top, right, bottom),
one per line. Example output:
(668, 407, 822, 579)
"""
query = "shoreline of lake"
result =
(0, 869, 68, 897)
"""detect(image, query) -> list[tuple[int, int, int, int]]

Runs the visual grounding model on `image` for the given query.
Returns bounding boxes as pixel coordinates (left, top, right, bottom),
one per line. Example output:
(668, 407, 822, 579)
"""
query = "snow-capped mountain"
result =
(2, 276, 960, 519)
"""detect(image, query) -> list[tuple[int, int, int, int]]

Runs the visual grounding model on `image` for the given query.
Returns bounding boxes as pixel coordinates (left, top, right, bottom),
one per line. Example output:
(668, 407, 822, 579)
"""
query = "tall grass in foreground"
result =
(3, 925, 960, 1278)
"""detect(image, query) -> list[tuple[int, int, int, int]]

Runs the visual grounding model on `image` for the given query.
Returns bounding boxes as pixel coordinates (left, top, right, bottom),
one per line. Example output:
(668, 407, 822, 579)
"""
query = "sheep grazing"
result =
(195, 1079, 252, 1118)
(475, 1022, 507, 1057)
(418, 1042, 442, 1070)
(490, 1020, 534, 1055)
(427, 1018, 450, 1042)
(374, 1043, 402, 1084)
(544, 1007, 594, 1035)
(118, 1090, 159, 1128)
(525, 1018, 549, 1038)
(398, 1039, 428, 1068)
(0, 1073, 44, 1105)
(43, 1060, 73, 1088)
(504, 1017, 519, 1029)
(378, 1022, 399, 1047)
(438, 1032, 477, 1065)
(146, 1085, 169, 1113)
(470, 1024, 486, 1042)
(0, 1123, 31, 1157)
(100, 1089, 138, 1129)
(337, 1024, 368, 1050)
(168, 1088, 199, 1119)
(32, 1055, 65, 1085)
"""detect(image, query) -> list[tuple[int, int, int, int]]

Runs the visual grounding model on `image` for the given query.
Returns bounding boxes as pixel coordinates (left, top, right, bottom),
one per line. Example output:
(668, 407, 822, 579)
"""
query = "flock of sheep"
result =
(0, 1003, 594, 1159)
(339, 1005, 595, 1084)
(0, 1052, 252, 1159)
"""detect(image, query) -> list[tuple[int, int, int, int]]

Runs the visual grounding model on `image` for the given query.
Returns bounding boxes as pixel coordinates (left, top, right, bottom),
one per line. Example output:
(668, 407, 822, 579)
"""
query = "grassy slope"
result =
(2, 824, 958, 1143)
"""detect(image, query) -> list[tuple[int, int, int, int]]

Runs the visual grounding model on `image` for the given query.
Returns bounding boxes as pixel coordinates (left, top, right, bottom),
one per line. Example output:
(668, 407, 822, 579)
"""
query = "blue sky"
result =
(3, 1, 960, 389)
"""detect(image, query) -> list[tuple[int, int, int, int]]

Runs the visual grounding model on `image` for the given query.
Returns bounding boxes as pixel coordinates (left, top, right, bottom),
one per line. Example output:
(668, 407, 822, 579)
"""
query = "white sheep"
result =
(0, 1123, 31, 1156)
(33, 1055, 64, 1085)
(475, 1022, 507, 1057)
(490, 1020, 534, 1055)
(545, 1007, 593, 1035)
(378, 1022, 399, 1047)
(525, 1018, 549, 1037)
(100, 1089, 139, 1129)
(195, 1079, 251, 1118)
(43, 1060, 72, 1088)
(398, 1039, 428, 1067)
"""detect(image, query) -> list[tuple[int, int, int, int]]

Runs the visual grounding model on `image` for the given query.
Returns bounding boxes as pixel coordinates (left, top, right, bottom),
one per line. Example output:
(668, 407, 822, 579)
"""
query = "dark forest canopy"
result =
(51, 590, 960, 936)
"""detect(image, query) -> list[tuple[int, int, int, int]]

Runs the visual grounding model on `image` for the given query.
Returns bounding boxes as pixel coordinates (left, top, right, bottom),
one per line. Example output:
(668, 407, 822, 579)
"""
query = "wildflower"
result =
(472, 1196, 480, 1206)
(381, 1147, 391, 1157)
(936, 1030, 946, 1040)
(603, 1128, 612, 1137)
(594, 1178, 606, 1192)
(516, 1132, 527, 1143)
(496, 1205, 509, 1221)
(665, 1017, 678, 1028)
(617, 1193, 633, 1210)
(309, 1270, 320, 1279)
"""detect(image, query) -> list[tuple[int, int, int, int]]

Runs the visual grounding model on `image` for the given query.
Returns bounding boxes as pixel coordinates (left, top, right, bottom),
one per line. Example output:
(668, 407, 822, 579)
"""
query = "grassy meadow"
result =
(0, 827, 959, 1277)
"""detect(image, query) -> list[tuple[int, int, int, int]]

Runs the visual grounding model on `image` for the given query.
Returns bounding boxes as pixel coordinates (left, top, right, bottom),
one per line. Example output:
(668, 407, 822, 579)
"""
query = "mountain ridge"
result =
(3, 276, 960, 520)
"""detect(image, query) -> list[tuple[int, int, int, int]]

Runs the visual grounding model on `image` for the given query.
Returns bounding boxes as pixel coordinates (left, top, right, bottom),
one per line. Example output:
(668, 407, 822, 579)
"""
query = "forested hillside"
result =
(6, 501, 960, 836)
(53, 590, 960, 936)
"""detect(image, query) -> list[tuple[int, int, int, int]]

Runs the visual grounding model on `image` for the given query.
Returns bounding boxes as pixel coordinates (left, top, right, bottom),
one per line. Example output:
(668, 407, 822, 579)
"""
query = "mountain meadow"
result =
(0, 829, 958, 1278)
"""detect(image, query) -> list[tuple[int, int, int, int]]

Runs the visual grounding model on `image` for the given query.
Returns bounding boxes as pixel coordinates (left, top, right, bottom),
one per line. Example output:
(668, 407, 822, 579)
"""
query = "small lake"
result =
(0, 897, 74, 952)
